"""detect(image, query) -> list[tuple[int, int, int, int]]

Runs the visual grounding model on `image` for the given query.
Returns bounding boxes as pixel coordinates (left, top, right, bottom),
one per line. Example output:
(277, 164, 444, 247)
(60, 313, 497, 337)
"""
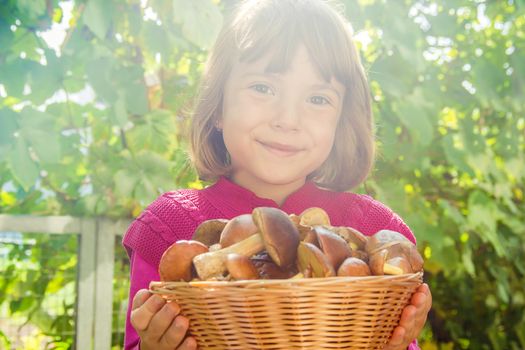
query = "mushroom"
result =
(158, 240, 209, 281)
(331, 226, 368, 251)
(299, 207, 331, 227)
(251, 207, 300, 267)
(337, 257, 371, 277)
(384, 256, 413, 275)
(368, 248, 414, 275)
(313, 226, 351, 270)
(296, 242, 336, 278)
(192, 207, 300, 280)
(288, 208, 331, 241)
(366, 230, 423, 274)
(252, 252, 298, 279)
(225, 253, 259, 280)
(191, 218, 228, 246)
(220, 214, 258, 248)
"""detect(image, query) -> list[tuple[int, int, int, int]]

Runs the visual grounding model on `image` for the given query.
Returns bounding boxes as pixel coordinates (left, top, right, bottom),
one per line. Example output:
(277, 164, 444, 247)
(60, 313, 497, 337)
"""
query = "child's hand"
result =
(383, 283, 432, 350)
(130, 289, 197, 350)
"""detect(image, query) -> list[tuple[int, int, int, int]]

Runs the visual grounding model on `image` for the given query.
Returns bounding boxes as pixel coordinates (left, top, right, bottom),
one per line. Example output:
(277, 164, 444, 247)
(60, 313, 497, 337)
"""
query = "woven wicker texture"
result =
(150, 272, 423, 349)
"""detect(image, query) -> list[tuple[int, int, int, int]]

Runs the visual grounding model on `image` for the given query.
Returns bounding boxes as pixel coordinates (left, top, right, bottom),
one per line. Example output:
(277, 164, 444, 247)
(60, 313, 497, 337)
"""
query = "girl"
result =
(123, 0, 432, 349)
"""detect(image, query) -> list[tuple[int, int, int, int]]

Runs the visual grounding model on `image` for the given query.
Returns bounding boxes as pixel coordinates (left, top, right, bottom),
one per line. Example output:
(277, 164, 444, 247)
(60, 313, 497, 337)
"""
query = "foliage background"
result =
(0, 0, 524, 349)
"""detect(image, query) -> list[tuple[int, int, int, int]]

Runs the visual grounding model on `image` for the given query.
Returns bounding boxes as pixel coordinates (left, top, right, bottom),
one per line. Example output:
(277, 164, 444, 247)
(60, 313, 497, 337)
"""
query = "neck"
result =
(230, 174, 306, 206)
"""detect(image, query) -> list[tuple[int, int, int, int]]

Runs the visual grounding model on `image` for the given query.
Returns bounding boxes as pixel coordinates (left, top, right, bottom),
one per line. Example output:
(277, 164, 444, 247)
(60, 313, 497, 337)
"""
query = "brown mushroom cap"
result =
(220, 214, 258, 248)
(192, 219, 228, 246)
(297, 242, 336, 278)
(366, 229, 423, 273)
(252, 207, 300, 268)
(159, 240, 209, 281)
(332, 226, 368, 250)
(313, 226, 351, 270)
(337, 257, 371, 277)
(365, 229, 412, 254)
(225, 253, 259, 280)
(369, 248, 388, 275)
(252, 252, 298, 279)
(303, 229, 319, 246)
(382, 242, 424, 272)
(299, 207, 331, 227)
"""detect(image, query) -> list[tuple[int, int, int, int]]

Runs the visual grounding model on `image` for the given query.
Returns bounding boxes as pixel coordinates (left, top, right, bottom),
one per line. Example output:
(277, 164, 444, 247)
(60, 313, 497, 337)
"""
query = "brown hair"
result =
(190, 0, 374, 191)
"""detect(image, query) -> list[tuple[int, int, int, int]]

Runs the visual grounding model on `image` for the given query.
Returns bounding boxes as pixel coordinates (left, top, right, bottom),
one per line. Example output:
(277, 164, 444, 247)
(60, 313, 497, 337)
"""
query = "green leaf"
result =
(19, 107, 61, 164)
(0, 108, 19, 155)
(395, 101, 433, 146)
(86, 57, 118, 103)
(27, 55, 64, 104)
(114, 168, 138, 197)
(173, 0, 223, 48)
(467, 190, 505, 256)
(0, 19, 14, 53)
(83, 0, 113, 39)
(369, 51, 413, 97)
(124, 82, 149, 116)
(0, 59, 30, 98)
(127, 109, 176, 153)
(113, 90, 128, 127)
(142, 21, 172, 59)
(8, 137, 39, 191)
(461, 246, 476, 277)
(15, 0, 47, 21)
(441, 134, 474, 176)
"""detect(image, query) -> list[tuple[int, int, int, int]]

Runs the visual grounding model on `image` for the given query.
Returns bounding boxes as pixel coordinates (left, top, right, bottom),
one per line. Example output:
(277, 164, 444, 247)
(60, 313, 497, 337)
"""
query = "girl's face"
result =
(219, 45, 345, 203)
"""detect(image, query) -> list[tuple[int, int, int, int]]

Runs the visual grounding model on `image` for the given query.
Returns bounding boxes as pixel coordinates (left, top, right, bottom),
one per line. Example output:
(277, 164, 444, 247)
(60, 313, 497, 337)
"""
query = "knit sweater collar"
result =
(202, 176, 321, 215)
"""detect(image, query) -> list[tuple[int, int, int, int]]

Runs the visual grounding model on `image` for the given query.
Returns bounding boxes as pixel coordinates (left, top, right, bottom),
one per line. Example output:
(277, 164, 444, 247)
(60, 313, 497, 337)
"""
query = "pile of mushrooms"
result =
(158, 207, 424, 282)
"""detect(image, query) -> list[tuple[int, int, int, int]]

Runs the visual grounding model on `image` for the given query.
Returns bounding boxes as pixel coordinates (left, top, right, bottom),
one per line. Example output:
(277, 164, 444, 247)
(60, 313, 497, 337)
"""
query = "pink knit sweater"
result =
(122, 176, 420, 350)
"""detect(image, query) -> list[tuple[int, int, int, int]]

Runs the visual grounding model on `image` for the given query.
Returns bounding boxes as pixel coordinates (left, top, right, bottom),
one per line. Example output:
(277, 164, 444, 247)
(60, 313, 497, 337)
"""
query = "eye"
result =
(309, 95, 331, 105)
(250, 83, 274, 95)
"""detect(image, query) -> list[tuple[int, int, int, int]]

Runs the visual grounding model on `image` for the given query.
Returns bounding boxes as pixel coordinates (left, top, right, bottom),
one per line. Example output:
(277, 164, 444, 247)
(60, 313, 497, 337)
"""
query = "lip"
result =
(258, 140, 303, 157)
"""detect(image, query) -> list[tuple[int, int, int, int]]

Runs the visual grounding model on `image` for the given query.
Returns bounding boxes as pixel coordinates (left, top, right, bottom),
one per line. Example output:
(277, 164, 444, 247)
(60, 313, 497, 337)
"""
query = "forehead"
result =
(234, 45, 338, 84)
(230, 45, 346, 95)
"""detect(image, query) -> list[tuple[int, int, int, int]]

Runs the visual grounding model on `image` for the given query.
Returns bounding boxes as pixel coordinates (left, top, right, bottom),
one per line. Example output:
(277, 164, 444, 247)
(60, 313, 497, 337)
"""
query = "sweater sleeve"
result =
(409, 339, 421, 350)
(124, 252, 159, 350)
(122, 192, 199, 267)
(122, 192, 202, 350)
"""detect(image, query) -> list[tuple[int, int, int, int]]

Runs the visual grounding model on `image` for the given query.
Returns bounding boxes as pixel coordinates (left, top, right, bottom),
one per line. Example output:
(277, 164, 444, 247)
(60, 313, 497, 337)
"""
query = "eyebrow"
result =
(240, 72, 342, 99)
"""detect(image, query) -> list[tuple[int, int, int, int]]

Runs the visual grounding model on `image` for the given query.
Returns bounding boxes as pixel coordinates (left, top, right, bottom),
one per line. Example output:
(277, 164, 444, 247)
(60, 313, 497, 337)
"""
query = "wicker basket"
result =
(150, 272, 423, 350)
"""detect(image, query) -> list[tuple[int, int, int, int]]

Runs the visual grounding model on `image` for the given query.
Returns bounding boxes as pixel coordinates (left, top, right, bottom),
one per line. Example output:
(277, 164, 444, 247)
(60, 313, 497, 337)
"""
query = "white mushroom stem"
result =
(382, 263, 404, 275)
(193, 233, 264, 280)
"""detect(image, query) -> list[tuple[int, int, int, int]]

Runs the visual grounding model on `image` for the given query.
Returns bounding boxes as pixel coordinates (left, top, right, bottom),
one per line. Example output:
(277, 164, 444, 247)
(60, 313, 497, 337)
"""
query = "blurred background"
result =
(0, 0, 524, 349)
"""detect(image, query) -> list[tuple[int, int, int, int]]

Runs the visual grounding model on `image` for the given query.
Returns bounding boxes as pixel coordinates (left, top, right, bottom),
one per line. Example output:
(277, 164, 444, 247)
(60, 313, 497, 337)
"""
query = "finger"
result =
(142, 301, 182, 343)
(398, 304, 417, 342)
(398, 304, 416, 328)
(130, 294, 167, 332)
(178, 336, 198, 350)
(411, 285, 432, 329)
(131, 289, 152, 310)
(384, 326, 405, 350)
(160, 315, 190, 349)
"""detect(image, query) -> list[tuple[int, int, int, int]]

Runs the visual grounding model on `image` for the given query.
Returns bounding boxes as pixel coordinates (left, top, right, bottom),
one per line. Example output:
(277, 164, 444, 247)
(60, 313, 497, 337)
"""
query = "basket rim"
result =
(150, 271, 423, 290)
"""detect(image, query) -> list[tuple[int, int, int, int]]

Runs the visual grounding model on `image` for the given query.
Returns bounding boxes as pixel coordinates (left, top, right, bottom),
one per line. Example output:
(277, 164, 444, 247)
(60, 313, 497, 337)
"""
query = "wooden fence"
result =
(0, 214, 131, 350)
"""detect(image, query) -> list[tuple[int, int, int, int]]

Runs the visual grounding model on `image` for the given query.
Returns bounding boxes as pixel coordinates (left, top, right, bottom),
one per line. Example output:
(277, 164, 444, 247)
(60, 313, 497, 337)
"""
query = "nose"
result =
(270, 99, 301, 132)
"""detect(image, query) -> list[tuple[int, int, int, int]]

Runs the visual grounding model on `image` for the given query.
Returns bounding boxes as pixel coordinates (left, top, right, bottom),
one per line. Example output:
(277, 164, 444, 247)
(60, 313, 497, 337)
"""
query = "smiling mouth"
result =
(257, 140, 302, 157)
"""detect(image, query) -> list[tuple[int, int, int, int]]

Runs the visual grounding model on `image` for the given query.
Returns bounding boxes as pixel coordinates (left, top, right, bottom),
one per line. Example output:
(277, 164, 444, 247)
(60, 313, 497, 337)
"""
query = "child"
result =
(123, 0, 432, 349)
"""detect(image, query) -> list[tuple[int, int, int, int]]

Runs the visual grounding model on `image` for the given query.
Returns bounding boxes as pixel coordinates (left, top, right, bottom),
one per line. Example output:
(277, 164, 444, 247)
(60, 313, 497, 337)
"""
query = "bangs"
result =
(233, 0, 354, 85)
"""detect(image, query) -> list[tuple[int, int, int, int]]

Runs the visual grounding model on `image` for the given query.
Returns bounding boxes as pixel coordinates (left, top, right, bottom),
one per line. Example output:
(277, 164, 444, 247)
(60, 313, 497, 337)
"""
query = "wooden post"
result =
(76, 218, 97, 349)
(94, 219, 116, 350)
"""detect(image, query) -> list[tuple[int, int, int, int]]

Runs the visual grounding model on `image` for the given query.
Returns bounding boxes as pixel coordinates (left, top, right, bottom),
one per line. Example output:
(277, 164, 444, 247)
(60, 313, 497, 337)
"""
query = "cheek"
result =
(311, 115, 339, 149)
